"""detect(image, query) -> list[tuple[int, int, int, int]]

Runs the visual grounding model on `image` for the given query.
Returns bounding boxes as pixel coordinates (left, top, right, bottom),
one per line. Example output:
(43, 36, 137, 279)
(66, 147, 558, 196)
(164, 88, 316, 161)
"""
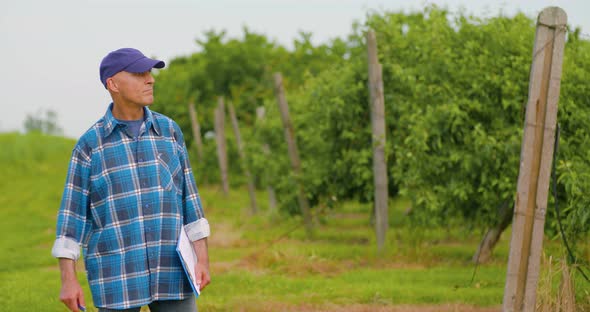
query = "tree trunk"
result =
(473, 200, 513, 263)
(367, 30, 389, 252)
(187, 102, 204, 162)
(273, 72, 313, 237)
(503, 7, 566, 311)
(228, 101, 258, 214)
(215, 96, 230, 195)
(256, 106, 277, 213)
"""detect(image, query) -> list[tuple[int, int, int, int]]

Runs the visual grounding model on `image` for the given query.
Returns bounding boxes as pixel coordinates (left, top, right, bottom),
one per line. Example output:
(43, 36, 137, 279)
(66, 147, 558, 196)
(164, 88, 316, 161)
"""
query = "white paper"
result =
(176, 226, 201, 296)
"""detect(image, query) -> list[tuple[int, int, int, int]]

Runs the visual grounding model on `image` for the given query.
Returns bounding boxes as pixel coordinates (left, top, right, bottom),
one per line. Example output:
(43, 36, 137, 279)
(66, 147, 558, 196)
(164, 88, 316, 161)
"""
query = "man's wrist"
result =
(61, 275, 78, 283)
(58, 258, 78, 281)
(192, 238, 209, 266)
(60, 271, 78, 282)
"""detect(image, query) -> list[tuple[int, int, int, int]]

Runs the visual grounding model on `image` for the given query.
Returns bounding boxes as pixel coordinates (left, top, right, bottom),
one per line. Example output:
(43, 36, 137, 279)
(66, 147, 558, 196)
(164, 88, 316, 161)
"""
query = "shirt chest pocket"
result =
(157, 151, 183, 195)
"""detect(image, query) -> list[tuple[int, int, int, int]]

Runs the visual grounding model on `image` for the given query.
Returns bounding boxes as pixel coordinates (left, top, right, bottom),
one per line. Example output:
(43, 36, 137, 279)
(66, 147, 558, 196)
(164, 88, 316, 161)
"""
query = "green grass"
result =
(0, 132, 586, 311)
(201, 266, 504, 310)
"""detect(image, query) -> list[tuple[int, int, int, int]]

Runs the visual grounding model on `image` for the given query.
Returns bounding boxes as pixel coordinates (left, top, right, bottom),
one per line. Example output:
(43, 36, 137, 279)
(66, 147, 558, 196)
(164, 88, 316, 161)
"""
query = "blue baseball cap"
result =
(99, 48, 165, 88)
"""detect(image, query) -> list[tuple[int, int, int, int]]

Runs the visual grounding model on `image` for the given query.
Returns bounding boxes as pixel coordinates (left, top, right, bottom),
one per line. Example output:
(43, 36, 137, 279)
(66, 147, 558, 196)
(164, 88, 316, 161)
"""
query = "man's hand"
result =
(192, 238, 211, 291)
(194, 262, 211, 291)
(58, 258, 86, 312)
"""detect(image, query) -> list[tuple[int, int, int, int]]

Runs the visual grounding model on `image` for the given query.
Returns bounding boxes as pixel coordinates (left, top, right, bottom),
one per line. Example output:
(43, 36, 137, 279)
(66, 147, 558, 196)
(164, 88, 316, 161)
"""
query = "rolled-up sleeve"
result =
(51, 146, 91, 260)
(174, 124, 210, 242)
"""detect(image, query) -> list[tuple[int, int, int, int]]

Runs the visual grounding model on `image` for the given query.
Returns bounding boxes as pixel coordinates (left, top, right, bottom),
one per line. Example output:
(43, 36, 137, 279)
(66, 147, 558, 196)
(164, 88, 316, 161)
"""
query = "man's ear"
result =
(106, 78, 118, 93)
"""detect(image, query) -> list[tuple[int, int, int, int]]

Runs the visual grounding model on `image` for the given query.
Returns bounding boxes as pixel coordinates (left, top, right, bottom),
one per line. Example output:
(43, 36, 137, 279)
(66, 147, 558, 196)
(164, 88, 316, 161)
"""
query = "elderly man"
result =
(52, 48, 210, 312)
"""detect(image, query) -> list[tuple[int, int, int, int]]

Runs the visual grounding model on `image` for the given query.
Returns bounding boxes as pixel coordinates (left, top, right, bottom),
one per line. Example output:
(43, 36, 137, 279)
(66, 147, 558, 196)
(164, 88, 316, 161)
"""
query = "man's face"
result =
(108, 70, 155, 106)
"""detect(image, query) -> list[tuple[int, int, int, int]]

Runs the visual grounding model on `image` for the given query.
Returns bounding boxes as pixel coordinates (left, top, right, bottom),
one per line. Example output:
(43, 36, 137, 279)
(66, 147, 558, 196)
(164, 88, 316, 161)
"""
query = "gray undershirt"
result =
(117, 118, 144, 139)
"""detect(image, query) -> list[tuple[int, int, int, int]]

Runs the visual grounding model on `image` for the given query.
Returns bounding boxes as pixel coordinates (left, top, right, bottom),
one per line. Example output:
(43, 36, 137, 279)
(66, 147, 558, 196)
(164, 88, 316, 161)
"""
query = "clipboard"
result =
(176, 226, 201, 297)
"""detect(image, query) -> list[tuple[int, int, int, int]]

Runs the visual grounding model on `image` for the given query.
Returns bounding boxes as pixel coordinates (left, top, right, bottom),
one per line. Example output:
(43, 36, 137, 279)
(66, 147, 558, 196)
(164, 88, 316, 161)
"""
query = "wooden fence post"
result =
(228, 101, 258, 214)
(256, 106, 278, 213)
(214, 96, 230, 196)
(367, 30, 389, 252)
(273, 73, 313, 237)
(503, 7, 567, 312)
(187, 102, 204, 162)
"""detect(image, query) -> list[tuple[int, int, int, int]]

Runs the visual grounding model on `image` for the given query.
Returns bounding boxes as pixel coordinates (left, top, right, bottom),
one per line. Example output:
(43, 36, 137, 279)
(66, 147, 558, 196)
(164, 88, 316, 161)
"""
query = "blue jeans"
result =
(98, 298, 197, 312)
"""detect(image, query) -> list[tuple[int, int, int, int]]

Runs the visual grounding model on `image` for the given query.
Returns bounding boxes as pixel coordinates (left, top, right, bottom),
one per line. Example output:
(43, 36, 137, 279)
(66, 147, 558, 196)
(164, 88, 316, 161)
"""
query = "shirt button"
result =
(138, 157, 143, 162)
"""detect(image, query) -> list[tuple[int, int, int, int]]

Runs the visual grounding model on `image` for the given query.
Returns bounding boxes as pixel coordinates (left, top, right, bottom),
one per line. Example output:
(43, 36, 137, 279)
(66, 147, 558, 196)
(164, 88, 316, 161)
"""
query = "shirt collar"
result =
(102, 103, 161, 138)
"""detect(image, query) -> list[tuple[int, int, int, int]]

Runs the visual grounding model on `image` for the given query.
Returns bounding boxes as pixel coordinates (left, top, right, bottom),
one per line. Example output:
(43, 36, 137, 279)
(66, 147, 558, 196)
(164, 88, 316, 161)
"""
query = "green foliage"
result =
(361, 6, 589, 249)
(552, 32, 590, 258)
(362, 8, 534, 227)
(255, 7, 531, 221)
(23, 109, 63, 135)
(250, 6, 589, 258)
(152, 6, 589, 251)
(153, 28, 347, 134)
(260, 61, 379, 213)
(154, 28, 351, 191)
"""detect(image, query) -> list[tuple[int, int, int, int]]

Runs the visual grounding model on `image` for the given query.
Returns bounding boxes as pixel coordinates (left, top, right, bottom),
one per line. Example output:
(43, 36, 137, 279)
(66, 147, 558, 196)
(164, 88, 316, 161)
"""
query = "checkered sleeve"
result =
(173, 123, 210, 241)
(51, 145, 91, 260)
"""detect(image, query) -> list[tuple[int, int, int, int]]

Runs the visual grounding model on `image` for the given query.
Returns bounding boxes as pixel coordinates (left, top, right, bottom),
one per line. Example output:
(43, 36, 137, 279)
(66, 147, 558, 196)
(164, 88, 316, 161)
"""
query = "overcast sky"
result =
(2, 0, 588, 138)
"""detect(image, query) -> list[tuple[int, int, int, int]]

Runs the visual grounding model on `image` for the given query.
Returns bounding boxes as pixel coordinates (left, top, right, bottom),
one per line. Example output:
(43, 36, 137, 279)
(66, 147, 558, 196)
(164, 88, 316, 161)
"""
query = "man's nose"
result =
(146, 74, 155, 84)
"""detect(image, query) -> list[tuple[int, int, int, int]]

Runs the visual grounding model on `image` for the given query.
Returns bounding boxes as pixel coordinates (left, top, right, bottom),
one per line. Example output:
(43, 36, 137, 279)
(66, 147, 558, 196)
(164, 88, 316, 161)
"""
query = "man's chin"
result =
(142, 99, 155, 106)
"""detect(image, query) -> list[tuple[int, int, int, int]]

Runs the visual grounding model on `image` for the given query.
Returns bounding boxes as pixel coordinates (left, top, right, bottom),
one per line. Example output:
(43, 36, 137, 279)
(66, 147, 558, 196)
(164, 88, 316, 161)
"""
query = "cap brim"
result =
(125, 57, 165, 73)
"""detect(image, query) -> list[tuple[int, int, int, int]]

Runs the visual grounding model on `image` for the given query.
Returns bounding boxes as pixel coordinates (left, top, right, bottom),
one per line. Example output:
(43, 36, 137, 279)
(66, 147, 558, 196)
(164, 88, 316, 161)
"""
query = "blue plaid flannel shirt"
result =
(52, 104, 210, 309)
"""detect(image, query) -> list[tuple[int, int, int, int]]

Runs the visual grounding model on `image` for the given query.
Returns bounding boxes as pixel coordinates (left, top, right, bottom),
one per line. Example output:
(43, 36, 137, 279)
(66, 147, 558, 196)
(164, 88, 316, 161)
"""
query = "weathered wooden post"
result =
(273, 73, 313, 237)
(503, 7, 567, 312)
(228, 101, 258, 214)
(187, 102, 204, 162)
(256, 106, 278, 213)
(367, 30, 389, 252)
(214, 96, 230, 196)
